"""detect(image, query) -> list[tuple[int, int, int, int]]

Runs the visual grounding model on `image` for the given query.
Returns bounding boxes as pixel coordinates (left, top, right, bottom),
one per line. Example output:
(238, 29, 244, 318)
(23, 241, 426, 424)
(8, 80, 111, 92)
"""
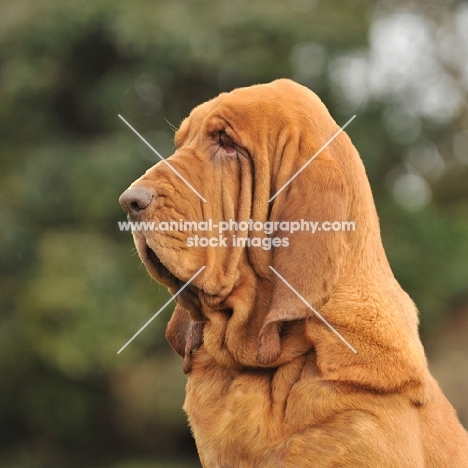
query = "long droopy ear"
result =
(256, 152, 349, 365)
(166, 304, 204, 374)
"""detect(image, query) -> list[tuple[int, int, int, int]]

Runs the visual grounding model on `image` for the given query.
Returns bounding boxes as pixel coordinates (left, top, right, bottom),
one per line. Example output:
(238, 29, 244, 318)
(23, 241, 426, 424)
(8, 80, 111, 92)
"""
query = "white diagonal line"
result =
(269, 115, 356, 202)
(118, 114, 207, 203)
(117, 266, 206, 354)
(269, 266, 357, 353)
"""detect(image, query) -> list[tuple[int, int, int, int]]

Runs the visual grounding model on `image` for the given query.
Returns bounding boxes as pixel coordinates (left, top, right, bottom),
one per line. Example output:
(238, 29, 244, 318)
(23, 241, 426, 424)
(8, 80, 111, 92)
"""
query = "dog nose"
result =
(119, 188, 153, 218)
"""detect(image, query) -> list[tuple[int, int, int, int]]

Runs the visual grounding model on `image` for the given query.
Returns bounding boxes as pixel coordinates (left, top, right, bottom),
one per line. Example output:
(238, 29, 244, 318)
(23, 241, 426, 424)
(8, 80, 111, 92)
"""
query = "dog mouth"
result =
(143, 243, 185, 291)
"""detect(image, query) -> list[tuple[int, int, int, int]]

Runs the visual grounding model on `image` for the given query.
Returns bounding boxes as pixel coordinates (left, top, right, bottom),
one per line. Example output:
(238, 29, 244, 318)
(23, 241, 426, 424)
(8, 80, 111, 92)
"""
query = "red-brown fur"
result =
(122, 79, 468, 467)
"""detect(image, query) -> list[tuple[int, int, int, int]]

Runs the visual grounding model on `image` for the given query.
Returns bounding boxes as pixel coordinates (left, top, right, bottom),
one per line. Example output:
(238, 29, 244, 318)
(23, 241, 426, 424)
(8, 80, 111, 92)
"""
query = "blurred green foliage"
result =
(1, 0, 467, 466)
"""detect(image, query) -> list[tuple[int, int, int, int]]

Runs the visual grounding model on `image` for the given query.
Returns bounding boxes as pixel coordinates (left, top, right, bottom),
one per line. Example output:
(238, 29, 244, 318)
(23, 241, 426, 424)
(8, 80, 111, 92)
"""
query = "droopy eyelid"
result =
(218, 130, 236, 148)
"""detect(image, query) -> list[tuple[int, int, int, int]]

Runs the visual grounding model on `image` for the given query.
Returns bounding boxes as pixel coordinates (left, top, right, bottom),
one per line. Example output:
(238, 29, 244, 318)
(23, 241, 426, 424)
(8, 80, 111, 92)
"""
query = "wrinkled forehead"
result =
(174, 96, 222, 147)
(173, 80, 325, 147)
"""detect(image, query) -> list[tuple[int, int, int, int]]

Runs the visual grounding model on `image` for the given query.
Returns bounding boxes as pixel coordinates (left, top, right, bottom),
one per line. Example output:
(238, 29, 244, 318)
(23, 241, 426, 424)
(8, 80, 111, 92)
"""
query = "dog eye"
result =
(219, 131, 236, 154)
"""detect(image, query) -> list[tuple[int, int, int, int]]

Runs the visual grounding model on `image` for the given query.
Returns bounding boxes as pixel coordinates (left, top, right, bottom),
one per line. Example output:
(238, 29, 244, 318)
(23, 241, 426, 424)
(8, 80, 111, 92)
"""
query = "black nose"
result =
(119, 188, 153, 218)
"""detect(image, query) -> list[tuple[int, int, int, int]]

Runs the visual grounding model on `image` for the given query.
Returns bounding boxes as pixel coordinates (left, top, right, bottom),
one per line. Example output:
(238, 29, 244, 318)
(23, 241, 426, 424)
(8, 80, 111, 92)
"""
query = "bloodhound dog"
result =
(119, 79, 468, 467)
